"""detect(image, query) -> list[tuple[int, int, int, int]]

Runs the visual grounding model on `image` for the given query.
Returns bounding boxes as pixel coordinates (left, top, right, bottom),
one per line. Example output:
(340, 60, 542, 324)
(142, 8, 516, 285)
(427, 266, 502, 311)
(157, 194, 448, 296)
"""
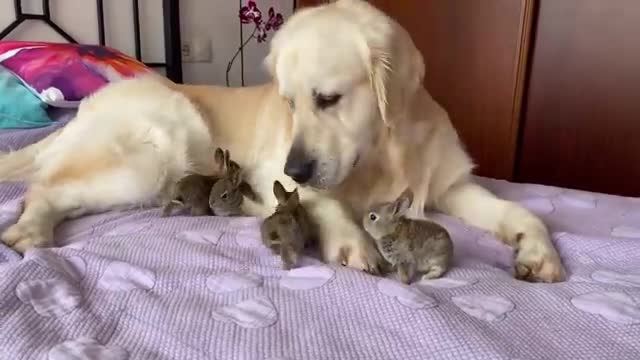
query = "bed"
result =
(1, 2, 640, 360)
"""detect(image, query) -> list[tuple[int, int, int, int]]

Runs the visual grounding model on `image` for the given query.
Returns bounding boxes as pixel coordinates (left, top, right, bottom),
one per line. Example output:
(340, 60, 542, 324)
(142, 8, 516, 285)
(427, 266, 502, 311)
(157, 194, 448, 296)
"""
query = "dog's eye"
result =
(369, 213, 377, 221)
(315, 93, 342, 109)
(286, 97, 295, 110)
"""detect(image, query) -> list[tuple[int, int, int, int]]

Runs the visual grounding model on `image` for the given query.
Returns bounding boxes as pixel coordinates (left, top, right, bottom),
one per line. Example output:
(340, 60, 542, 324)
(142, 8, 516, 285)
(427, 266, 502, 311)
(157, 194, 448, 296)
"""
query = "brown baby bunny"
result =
(208, 150, 259, 216)
(362, 188, 453, 284)
(260, 180, 315, 270)
(162, 147, 227, 217)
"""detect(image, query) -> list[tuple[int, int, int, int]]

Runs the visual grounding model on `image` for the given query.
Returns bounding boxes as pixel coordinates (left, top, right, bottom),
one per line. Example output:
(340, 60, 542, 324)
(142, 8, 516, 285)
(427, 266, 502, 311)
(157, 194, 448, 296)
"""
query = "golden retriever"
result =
(0, 0, 565, 282)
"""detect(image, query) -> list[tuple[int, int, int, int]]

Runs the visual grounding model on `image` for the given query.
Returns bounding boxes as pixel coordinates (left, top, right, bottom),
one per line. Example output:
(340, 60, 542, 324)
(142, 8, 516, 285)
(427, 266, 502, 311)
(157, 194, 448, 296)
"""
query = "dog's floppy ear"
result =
(373, 28, 425, 128)
(369, 47, 392, 127)
(347, 1, 425, 127)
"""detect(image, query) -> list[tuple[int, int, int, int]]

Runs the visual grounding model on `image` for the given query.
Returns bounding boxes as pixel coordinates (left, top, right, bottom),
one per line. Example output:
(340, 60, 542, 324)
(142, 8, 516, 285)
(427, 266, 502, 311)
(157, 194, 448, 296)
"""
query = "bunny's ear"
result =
(239, 181, 260, 202)
(214, 148, 225, 170)
(229, 167, 242, 187)
(228, 160, 241, 174)
(391, 188, 413, 217)
(287, 188, 300, 206)
(223, 150, 231, 171)
(273, 180, 288, 205)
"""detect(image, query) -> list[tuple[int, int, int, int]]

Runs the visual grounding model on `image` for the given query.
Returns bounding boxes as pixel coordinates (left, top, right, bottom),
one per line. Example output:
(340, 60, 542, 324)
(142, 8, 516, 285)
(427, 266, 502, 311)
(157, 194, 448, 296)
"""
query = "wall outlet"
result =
(181, 42, 194, 62)
(182, 38, 212, 63)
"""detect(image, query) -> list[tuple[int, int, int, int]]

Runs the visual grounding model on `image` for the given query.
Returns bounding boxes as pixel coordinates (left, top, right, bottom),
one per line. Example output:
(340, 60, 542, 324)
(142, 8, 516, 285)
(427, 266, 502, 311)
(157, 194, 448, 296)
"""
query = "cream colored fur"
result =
(0, 0, 565, 282)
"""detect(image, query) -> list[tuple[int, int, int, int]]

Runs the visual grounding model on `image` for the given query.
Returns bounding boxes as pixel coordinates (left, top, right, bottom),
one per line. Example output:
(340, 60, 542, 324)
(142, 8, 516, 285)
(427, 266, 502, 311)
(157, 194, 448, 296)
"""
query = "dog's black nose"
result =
(284, 149, 316, 184)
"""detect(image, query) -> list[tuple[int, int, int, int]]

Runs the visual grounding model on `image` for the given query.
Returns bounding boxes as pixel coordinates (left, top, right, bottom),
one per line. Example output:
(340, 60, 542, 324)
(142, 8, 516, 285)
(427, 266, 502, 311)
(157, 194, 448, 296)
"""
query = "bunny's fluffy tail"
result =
(0, 128, 60, 182)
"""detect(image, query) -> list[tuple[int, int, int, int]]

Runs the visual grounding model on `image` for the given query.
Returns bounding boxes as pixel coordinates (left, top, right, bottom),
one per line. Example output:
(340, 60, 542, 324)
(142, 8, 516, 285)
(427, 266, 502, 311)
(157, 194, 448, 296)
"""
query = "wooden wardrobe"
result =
(297, 0, 640, 197)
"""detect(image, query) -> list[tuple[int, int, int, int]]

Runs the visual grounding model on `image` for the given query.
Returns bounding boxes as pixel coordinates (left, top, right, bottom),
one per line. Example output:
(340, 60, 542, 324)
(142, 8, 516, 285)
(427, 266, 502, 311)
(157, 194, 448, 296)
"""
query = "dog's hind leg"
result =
(2, 184, 79, 253)
(2, 149, 175, 254)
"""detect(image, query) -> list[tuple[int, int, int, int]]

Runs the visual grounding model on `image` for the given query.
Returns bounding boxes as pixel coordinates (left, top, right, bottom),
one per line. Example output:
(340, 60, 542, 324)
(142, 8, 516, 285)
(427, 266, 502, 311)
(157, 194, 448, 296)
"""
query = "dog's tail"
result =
(0, 128, 61, 182)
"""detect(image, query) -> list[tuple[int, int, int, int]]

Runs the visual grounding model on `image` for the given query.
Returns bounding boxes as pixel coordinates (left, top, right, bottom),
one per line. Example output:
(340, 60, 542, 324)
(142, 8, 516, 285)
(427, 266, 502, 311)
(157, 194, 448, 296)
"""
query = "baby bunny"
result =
(208, 151, 259, 216)
(260, 180, 315, 270)
(362, 188, 453, 284)
(162, 147, 226, 217)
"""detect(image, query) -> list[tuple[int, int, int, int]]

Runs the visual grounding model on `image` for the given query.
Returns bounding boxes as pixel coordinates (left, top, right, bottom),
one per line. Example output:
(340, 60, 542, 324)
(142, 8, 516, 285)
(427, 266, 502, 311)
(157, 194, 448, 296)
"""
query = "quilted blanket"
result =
(1, 120, 639, 360)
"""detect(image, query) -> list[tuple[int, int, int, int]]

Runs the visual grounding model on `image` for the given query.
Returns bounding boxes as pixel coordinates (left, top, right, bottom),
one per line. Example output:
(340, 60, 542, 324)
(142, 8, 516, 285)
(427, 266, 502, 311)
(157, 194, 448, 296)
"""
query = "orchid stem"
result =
(226, 25, 259, 87)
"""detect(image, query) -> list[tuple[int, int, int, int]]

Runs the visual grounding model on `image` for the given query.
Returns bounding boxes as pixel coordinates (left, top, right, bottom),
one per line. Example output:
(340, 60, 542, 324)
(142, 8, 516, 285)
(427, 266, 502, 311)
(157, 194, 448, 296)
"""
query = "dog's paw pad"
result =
(2, 222, 50, 253)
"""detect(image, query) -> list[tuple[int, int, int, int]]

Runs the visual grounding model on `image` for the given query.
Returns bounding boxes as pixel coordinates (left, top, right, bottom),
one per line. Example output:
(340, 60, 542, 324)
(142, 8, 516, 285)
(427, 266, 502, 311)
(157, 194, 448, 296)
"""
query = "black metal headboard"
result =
(0, 0, 183, 83)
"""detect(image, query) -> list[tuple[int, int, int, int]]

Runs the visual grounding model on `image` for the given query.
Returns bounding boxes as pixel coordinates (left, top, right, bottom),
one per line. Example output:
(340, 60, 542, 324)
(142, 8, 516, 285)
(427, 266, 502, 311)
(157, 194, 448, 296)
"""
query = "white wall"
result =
(0, 0, 294, 85)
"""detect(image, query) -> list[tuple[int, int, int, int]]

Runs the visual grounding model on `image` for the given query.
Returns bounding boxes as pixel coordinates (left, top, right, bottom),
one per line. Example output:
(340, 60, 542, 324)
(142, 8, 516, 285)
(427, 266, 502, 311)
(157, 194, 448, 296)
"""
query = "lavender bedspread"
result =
(1, 121, 640, 360)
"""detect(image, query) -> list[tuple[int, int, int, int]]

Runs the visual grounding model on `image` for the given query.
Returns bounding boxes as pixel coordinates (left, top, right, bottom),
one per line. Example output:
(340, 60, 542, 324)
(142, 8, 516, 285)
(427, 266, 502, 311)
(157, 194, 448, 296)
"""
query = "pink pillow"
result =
(0, 41, 152, 108)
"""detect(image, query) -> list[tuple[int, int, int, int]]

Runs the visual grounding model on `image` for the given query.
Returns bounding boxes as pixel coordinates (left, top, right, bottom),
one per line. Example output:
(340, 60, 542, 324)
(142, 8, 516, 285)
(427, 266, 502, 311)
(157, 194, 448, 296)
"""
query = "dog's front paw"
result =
(344, 241, 383, 275)
(514, 233, 566, 283)
(326, 242, 382, 274)
(1, 222, 52, 254)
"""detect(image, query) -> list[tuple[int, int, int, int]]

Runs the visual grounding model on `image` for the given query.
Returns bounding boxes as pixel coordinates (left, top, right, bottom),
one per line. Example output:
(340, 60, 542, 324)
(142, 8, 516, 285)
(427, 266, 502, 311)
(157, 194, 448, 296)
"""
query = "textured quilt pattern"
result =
(1, 125, 640, 360)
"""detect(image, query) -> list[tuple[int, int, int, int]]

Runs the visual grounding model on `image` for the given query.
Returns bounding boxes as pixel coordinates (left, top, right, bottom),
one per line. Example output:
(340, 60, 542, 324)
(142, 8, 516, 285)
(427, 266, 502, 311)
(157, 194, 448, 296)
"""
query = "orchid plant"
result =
(226, 1, 284, 87)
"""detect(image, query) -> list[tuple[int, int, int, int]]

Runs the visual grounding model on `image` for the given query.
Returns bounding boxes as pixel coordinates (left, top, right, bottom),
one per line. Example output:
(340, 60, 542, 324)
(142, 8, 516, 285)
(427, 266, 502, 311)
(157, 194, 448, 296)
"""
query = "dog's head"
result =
(265, 0, 425, 189)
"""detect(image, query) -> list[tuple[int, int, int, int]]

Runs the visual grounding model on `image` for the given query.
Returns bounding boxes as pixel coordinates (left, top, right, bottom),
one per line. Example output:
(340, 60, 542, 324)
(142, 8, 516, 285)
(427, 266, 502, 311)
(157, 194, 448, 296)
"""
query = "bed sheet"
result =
(1, 120, 639, 360)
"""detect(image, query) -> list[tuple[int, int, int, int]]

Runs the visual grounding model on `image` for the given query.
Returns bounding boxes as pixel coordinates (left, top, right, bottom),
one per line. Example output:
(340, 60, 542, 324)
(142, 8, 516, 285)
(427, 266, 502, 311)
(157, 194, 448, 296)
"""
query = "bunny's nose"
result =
(284, 148, 316, 184)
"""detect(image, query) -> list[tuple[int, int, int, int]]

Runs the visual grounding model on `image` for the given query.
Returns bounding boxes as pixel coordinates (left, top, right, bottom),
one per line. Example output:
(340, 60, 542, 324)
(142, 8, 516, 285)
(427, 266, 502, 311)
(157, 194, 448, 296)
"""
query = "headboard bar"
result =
(1, 0, 76, 42)
(132, 0, 142, 61)
(43, 17, 76, 43)
(0, 0, 183, 83)
(163, 0, 182, 83)
(41, 0, 50, 18)
(96, 0, 105, 45)
(13, 0, 20, 17)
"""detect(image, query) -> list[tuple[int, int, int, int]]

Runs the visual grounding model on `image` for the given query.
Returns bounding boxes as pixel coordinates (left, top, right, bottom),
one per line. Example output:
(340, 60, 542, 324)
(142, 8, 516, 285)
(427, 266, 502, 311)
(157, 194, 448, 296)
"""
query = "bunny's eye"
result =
(221, 192, 228, 200)
(369, 213, 378, 221)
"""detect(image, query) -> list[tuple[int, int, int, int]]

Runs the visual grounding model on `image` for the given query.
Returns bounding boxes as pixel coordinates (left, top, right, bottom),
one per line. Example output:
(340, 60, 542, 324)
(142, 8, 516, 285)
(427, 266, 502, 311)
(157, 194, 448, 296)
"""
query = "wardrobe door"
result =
(297, 0, 534, 180)
(517, 0, 640, 196)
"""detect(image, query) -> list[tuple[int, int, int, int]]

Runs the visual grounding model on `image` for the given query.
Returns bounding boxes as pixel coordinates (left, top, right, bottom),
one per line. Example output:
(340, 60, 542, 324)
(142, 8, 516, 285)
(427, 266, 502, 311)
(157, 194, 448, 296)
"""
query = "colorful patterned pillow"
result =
(0, 41, 152, 108)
